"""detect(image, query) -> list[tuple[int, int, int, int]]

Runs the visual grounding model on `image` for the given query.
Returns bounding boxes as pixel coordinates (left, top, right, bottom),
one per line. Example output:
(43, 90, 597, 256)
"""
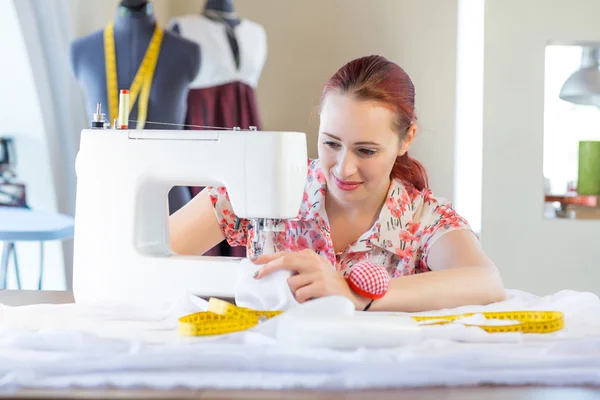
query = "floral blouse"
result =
(207, 159, 475, 278)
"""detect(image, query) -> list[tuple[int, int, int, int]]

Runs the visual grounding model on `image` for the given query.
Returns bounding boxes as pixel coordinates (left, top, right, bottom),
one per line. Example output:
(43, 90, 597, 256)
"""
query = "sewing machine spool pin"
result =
(91, 103, 108, 129)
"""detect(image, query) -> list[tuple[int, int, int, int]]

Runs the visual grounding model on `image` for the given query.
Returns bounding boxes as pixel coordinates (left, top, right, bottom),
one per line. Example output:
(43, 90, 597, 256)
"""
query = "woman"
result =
(169, 55, 505, 312)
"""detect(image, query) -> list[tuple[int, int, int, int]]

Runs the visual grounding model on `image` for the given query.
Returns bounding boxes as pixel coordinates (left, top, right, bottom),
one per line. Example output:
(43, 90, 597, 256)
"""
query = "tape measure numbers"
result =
(179, 298, 282, 337)
(412, 310, 565, 334)
(178, 298, 564, 337)
(104, 21, 163, 129)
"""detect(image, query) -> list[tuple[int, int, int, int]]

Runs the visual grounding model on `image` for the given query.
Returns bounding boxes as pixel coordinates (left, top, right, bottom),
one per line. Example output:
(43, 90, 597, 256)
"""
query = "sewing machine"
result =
(71, 126, 307, 308)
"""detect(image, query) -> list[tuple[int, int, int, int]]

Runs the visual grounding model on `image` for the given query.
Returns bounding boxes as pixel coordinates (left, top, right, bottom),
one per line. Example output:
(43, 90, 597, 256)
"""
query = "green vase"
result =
(578, 140, 600, 195)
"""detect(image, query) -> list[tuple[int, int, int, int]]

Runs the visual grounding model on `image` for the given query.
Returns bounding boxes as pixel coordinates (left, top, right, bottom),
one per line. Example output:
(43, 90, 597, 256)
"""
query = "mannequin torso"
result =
(70, 2, 201, 130)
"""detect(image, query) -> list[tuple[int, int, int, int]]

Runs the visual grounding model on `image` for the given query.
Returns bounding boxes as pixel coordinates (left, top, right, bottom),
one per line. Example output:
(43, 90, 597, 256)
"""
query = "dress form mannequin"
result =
(168, 0, 268, 257)
(202, 0, 240, 25)
(200, 0, 241, 67)
(70, 0, 201, 214)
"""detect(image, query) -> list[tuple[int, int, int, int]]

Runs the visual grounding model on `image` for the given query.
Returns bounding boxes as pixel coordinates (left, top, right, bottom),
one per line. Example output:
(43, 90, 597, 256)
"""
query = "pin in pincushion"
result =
(345, 262, 390, 299)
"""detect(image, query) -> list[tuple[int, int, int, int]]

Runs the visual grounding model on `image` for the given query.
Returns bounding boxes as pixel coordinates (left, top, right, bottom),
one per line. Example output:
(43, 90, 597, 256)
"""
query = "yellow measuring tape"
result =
(179, 298, 283, 337)
(178, 298, 564, 337)
(412, 310, 564, 334)
(104, 21, 163, 129)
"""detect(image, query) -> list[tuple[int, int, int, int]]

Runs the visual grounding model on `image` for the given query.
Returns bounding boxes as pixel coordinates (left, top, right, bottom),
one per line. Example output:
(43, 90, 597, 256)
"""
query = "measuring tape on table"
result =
(412, 310, 564, 334)
(178, 298, 564, 337)
(179, 298, 283, 337)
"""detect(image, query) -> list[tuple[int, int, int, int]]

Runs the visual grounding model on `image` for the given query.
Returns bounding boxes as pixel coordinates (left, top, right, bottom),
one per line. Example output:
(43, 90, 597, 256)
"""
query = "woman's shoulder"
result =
(374, 179, 473, 272)
(389, 178, 469, 227)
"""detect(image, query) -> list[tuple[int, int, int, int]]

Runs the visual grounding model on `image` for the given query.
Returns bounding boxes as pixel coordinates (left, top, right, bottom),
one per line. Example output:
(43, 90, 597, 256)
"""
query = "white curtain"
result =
(12, 0, 88, 289)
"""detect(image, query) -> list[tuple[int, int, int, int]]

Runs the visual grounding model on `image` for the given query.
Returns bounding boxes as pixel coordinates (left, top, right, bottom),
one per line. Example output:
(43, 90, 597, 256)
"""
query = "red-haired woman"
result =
(170, 55, 505, 312)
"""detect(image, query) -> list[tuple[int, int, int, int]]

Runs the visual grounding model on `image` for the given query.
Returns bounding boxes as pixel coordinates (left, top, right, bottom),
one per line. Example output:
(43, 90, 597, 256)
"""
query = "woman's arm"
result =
(361, 230, 506, 312)
(168, 188, 225, 256)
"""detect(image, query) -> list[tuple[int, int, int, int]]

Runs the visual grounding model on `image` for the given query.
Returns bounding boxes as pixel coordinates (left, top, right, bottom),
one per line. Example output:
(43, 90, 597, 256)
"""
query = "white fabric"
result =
(167, 15, 267, 89)
(234, 259, 299, 311)
(1, 289, 600, 391)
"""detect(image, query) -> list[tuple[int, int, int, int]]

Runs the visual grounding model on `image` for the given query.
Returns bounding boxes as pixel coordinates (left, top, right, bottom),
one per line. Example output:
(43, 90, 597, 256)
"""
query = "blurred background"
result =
(1, 0, 600, 297)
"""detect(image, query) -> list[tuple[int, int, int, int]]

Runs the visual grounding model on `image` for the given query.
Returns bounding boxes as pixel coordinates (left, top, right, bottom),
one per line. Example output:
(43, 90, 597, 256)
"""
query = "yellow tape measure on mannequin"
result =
(178, 298, 564, 337)
(104, 21, 163, 129)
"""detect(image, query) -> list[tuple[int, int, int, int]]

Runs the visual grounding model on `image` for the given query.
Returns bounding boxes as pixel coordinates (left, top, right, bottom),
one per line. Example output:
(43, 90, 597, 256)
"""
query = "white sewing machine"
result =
(71, 127, 307, 308)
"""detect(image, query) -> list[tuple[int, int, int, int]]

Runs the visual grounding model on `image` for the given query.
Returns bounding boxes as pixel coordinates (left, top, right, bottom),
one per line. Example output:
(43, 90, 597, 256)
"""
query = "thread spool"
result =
(118, 89, 130, 129)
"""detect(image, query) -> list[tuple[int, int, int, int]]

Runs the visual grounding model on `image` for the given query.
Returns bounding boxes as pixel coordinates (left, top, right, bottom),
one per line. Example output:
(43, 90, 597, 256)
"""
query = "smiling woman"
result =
(169, 55, 506, 313)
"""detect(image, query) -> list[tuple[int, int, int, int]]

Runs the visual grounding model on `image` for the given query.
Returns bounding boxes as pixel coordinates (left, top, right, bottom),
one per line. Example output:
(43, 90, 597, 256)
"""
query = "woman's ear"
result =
(397, 123, 417, 157)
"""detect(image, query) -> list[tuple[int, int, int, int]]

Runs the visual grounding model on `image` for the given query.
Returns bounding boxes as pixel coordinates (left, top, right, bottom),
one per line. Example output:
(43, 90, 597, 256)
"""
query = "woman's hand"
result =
(251, 249, 365, 307)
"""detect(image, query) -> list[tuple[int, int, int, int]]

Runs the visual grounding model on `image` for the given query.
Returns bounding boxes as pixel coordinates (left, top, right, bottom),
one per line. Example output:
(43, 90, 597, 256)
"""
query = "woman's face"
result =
(318, 92, 413, 205)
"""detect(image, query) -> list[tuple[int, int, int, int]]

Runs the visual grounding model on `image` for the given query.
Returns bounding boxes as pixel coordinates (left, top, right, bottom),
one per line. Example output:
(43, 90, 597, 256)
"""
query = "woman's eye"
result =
(324, 141, 340, 149)
(358, 148, 377, 156)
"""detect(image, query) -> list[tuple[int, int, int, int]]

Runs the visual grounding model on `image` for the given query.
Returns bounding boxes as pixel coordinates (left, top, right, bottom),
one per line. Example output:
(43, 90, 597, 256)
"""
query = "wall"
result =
(483, 0, 600, 295)
(454, 0, 483, 234)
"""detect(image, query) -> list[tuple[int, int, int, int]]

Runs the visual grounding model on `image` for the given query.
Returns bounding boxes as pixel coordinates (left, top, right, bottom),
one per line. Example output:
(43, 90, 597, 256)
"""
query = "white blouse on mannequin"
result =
(168, 14, 267, 89)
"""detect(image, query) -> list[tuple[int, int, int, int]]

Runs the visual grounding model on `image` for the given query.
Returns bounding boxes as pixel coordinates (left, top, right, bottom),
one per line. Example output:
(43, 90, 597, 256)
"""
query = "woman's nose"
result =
(335, 152, 358, 179)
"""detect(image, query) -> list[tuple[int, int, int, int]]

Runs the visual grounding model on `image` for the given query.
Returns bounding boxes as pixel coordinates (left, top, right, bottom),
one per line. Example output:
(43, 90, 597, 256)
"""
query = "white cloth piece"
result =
(0, 289, 600, 391)
(234, 259, 299, 311)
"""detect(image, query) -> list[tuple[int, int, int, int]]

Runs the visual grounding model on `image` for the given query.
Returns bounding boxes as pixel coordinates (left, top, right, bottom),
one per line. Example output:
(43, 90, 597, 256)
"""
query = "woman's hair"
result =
(320, 55, 429, 191)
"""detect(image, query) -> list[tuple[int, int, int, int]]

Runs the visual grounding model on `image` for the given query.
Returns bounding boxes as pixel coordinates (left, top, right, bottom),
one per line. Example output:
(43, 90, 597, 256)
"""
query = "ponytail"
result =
(391, 152, 428, 191)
